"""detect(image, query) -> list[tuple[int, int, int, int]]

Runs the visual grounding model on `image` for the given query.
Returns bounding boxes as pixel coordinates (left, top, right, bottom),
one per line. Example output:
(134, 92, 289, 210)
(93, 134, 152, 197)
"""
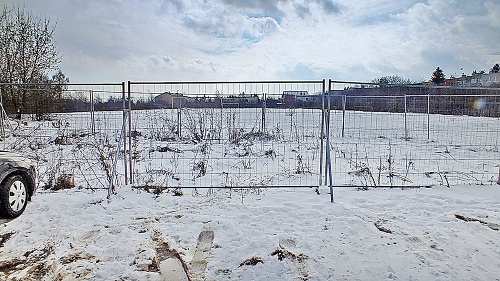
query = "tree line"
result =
(0, 5, 68, 119)
(372, 63, 500, 87)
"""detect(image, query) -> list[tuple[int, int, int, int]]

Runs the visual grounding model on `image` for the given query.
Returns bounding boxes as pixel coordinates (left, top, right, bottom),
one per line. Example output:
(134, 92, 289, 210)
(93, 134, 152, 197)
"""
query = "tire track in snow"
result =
(189, 228, 215, 281)
(155, 228, 214, 281)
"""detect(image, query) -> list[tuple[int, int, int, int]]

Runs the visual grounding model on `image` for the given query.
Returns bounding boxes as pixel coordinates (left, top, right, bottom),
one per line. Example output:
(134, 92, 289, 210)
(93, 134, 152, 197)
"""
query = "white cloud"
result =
(6, 0, 499, 82)
(485, 1, 500, 29)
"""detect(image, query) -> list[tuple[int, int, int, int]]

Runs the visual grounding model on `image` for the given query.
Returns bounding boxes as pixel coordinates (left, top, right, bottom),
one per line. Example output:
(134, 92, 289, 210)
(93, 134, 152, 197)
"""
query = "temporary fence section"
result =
(127, 81, 326, 189)
(0, 83, 127, 192)
(326, 80, 500, 187)
(1, 80, 499, 194)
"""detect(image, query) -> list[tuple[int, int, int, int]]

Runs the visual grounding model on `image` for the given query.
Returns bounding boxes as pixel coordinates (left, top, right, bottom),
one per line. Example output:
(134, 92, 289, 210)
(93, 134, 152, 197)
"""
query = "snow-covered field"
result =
(1, 185, 499, 280)
(5, 107, 499, 190)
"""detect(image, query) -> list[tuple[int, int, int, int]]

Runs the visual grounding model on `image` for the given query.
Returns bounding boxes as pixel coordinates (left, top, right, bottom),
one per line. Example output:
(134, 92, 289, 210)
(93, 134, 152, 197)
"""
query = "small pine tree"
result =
(490, 63, 500, 73)
(431, 67, 446, 85)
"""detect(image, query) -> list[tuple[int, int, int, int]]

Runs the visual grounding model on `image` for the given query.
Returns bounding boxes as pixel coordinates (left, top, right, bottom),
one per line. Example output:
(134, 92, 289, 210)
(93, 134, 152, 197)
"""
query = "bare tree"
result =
(371, 75, 414, 86)
(0, 5, 62, 113)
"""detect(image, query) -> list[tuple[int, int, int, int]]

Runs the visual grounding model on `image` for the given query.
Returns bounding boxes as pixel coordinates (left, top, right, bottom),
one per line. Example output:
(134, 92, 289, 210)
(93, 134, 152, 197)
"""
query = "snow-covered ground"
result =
(1, 184, 499, 280)
(5, 108, 499, 191)
(1, 107, 499, 280)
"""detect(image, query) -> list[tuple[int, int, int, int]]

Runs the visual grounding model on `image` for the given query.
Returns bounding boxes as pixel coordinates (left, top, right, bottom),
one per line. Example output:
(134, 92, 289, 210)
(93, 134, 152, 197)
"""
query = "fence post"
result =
(404, 95, 408, 140)
(109, 119, 126, 199)
(177, 107, 182, 139)
(325, 88, 332, 186)
(122, 82, 128, 185)
(0, 87, 3, 138)
(128, 81, 133, 185)
(90, 90, 95, 134)
(319, 86, 325, 187)
(427, 93, 430, 139)
(261, 92, 266, 133)
(220, 97, 223, 144)
(323, 80, 333, 185)
(0, 87, 14, 140)
(327, 90, 334, 202)
(342, 94, 346, 138)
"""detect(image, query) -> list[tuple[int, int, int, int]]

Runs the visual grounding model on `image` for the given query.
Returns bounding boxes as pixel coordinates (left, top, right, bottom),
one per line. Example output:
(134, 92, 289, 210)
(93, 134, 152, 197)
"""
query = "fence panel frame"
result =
(327, 80, 500, 188)
(127, 80, 327, 189)
(0, 82, 128, 191)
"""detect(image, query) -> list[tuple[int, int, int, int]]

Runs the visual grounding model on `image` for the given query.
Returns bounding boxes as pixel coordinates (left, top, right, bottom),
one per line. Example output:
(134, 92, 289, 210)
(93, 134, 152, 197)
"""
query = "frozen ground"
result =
(1, 184, 499, 280)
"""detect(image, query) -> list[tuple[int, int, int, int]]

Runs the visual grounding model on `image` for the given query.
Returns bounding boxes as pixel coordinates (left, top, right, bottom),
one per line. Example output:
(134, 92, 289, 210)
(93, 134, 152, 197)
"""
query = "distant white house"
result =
(154, 92, 186, 106)
(481, 73, 500, 87)
(446, 72, 500, 87)
(282, 91, 308, 102)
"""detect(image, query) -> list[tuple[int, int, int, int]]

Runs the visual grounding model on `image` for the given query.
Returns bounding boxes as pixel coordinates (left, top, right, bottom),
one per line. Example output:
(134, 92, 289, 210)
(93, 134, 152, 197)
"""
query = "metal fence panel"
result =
(128, 81, 325, 188)
(0, 83, 127, 191)
(2, 81, 498, 192)
(327, 81, 500, 187)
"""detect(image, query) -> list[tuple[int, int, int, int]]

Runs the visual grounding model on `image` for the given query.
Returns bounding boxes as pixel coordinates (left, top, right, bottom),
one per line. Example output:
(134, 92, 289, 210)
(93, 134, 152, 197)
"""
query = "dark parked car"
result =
(0, 151, 36, 218)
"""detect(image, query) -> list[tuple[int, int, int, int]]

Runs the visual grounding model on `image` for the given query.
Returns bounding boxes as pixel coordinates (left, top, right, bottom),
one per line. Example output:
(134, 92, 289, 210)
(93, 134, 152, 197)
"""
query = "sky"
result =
(2, 0, 500, 83)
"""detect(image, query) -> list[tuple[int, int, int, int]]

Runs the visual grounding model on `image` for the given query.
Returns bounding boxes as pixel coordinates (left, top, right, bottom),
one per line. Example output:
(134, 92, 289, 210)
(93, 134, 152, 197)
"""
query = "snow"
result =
(1, 184, 499, 280)
(1, 106, 500, 280)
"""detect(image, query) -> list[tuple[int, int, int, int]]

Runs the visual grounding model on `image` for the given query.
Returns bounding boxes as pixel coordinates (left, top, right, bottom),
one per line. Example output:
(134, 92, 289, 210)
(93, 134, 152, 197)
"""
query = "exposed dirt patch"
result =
(215, 268, 232, 275)
(239, 256, 264, 267)
(152, 231, 191, 280)
(0, 244, 54, 280)
(272, 238, 310, 281)
(374, 219, 393, 234)
(54, 267, 92, 281)
(25, 261, 51, 281)
(271, 247, 308, 262)
(0, 232, 15, 248)
(59, 251, 95, 265)
(157, 145, 183, 153)
(455, 214, 499, 231)
(0, 257, 25, 273)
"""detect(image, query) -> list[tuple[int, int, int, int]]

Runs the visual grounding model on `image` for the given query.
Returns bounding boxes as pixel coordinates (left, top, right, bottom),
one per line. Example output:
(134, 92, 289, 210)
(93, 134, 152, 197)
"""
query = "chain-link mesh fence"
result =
(0, 83, 127, 191)
(127, 81, 326, 189)
(327, 81, 500, 187)
(1, 81, 499, 192)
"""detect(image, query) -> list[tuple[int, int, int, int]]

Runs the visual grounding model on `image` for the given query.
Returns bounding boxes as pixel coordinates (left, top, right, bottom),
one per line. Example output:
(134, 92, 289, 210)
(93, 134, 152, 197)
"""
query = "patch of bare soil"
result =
(52, 251, 95, 281)
(59, 251, 95, 265)
(0, 218, 12, 224)
(0, 232, 14, 248)
(239, 256, 264, 267)
(271, 247, 308, 262)
(0, 244, 54, 281)
(374, 219, 393, 234)
(455, 214, 499, 231)
(152, 228, 215, 281)
(272, 238, 310, 281)
(152, 231, 191, 281)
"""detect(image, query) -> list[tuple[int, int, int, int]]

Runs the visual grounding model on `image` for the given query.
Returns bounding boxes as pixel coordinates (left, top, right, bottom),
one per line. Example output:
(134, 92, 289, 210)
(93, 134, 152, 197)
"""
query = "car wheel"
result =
(0, 175, 28, 218)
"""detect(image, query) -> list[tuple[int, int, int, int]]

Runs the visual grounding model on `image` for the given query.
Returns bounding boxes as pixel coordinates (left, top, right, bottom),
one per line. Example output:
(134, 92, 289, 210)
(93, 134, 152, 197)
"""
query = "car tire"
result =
(0, 175, 28, 218)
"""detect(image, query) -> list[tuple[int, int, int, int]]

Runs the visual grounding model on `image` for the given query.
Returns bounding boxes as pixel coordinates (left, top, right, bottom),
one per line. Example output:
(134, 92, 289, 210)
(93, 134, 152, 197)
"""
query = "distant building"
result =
(481, 73, 500, 87)
(222, 93, 259, 105)
(445, 73, 500, 87)
(154, 92, 186, 107)
(282, 91, 308, 103)
(282, 90, 322, 107)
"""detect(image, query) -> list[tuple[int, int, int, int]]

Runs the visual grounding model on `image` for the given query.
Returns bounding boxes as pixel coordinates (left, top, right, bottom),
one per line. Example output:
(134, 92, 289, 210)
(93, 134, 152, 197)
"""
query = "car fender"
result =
(0, 160, 36, 199)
